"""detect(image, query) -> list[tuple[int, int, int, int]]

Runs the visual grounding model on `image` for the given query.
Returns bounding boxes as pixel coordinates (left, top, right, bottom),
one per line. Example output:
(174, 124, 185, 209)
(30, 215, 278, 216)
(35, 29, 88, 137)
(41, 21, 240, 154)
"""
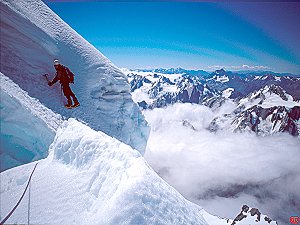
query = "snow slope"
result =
(1, 118, 214, 225)
(0, 73, 62, 171)
(0, 0, 149, 153)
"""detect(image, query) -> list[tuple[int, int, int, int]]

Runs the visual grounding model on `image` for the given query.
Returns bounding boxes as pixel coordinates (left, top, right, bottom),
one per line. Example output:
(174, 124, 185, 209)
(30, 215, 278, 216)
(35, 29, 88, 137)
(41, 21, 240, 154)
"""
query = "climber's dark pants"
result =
(62, 84, 78, 105)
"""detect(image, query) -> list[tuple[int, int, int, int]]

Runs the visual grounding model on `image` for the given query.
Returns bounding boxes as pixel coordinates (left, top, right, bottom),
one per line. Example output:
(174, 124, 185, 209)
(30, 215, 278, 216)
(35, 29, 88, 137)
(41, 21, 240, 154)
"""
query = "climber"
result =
(48, 59, 80, 108)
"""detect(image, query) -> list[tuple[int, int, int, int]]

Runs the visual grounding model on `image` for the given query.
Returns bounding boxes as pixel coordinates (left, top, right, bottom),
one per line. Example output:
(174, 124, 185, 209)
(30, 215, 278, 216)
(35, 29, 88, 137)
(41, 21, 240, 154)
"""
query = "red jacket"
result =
(49, 65, 74, 86)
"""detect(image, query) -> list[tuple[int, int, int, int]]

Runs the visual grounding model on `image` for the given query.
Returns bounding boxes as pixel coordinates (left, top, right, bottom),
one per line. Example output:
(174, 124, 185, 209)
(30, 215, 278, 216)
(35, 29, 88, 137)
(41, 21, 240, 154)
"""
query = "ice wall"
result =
(0, 73, 62, 171)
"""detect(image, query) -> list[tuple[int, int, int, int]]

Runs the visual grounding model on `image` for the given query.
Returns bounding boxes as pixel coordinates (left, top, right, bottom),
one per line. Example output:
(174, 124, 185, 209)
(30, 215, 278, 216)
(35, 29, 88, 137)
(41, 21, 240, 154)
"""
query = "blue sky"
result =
(45, 1, 300, 73)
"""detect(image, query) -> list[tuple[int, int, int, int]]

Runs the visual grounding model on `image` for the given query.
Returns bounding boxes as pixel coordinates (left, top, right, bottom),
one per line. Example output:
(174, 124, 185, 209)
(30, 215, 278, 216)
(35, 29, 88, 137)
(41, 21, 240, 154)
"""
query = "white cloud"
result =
(143, 103, 300, 224)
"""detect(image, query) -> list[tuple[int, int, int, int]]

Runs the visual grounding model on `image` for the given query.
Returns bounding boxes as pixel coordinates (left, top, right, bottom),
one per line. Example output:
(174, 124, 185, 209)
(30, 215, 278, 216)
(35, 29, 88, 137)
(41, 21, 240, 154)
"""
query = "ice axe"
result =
(43, 73, 64, 105)
(42, 73, 50, 83)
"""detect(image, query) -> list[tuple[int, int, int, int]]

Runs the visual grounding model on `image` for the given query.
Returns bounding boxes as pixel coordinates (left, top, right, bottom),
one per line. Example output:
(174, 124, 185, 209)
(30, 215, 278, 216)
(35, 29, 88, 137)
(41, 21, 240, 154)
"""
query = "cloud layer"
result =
(144, 103, 300, 224)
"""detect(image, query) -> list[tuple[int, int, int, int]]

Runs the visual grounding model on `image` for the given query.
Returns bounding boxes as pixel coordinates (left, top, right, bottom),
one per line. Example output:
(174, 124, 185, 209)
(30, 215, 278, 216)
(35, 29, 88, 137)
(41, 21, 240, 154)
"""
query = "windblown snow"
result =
(0, 0, 149, 154)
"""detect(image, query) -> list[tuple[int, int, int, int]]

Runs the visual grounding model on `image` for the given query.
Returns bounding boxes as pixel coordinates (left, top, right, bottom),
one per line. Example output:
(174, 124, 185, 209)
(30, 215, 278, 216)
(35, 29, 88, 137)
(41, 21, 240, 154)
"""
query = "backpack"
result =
(63, 66, 74, 83)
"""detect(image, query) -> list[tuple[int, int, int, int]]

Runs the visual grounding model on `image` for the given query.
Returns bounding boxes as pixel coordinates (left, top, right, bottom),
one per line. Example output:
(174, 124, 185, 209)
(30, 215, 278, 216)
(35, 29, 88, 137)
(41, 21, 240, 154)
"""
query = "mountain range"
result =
(123, 68, 300, 136)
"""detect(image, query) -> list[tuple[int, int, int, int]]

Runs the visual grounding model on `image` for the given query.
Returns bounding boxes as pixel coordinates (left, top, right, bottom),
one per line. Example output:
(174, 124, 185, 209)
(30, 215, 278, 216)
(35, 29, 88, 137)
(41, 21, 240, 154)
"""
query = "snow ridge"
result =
(0, 119, 209, 225)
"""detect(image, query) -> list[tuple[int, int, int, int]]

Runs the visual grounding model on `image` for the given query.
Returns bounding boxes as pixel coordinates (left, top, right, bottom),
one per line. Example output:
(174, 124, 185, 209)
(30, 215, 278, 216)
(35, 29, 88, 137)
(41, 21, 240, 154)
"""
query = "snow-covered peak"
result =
(122, 68, 183, 83)
(213, 74, 230, 83)
(231, 205, 277, 225)
(222, 88, 234, 98)
(203, 204, 278, 225)
(1, 0, 149, 153)
(238, 84, 299, 110)
(259, 74, 275, 81)
(152, 67, 185, 74)
(214, 68, 227, 76)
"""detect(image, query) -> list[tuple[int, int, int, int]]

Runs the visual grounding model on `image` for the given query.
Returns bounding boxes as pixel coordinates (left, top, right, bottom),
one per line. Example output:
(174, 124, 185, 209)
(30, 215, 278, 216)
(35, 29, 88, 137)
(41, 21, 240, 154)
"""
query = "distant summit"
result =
(210, 84, 300, 136)
(136, 67, 210, 77)
(231, 205, 277, 225)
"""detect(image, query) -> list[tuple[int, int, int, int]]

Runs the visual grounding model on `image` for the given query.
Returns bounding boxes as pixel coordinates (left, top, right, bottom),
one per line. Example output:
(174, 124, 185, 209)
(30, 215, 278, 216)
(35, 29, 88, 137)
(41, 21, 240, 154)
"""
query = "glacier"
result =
(0, 0, 149, 154)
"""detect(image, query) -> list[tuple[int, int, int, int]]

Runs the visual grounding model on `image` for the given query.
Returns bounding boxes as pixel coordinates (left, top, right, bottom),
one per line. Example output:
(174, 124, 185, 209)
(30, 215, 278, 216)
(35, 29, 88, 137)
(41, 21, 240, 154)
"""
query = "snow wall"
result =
(0, 0, 149, 154)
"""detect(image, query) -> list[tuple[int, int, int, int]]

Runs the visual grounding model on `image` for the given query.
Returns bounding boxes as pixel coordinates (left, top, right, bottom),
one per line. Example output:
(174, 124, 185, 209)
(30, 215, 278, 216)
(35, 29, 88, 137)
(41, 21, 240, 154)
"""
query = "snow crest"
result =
(1, 119, 209, 225)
